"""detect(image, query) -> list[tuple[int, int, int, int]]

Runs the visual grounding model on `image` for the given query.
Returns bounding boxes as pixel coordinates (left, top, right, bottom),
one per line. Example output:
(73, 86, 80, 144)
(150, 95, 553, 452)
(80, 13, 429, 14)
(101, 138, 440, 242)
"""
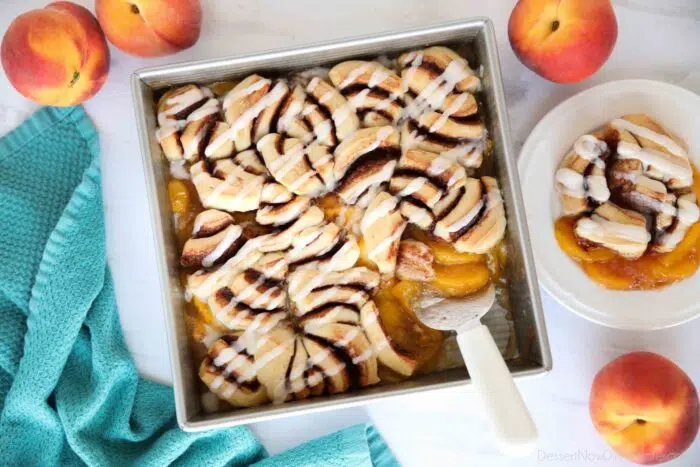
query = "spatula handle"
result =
(457, 323, 537, 456)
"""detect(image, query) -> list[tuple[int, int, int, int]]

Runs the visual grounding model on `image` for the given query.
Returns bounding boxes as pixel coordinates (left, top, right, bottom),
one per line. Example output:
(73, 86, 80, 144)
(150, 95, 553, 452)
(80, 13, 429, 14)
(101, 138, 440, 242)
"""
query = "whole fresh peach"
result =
(508, 0, 617, 83)
(1, 2, 110, 106)
(590, 352, 699, 464)
(96, 0, 202, 57)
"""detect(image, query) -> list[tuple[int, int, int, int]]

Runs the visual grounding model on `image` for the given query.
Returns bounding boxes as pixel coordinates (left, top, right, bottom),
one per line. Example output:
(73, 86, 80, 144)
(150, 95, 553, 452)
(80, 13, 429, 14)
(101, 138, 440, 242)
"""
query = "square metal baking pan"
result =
(132, 18, 552, 431)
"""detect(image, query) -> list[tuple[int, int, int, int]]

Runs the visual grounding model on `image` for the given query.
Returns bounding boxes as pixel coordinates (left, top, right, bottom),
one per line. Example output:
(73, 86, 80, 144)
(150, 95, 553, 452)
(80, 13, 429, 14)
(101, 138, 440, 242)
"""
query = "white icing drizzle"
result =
(201, 324, 223, 348)
(446, 199, 484, 234)
(429, 92, 469, 133)
(403, 61, 472, 120)
(401, 52, 423, 93)
(209, 167, 260, 208)
(396, 177, 428, 198)
(155, 88, 210, 142)
(266, 141, 307, 184)
(202, 226, 242, 268)
(222, 78, 270, 110)
(576, 216, 651, 244)
(555, 168, 585, 198)
(183, 125, 209, 159)
(441, 140, 483, 167)
(368, 225, 405, 262)
(333, 89, 370, 127)
(277, 99, 303, 133)
(573, 134, 607, 161)
(373, 89, 403, 116)
(163, 88, 203, 118)
(427, 155, 451, 177)
(587, 175, 611, 203)
(286, 170, 316, 194)
(360, 196, 398, 232)
(337, 126, 394, 179)
(169, 161, 190, 180)
(617, 144, 692, 185)
(307, 77, 321, 93)
(404, 205, 432, 226)
(206, 82, 287, 157)
(318, 90, 334, 104)
(611, 119, 686, 158)
(312, 119, 333, 144)
(192, 241, 262, 299)
(186, 98, 219, 123)
(155, 124, 181, 142)
(555, 165, 610, 203)
(302, 306, 346, 331)
(339, 62, 373, 89)
(678, 197, 700, 225)
(368, 68, 390, 88)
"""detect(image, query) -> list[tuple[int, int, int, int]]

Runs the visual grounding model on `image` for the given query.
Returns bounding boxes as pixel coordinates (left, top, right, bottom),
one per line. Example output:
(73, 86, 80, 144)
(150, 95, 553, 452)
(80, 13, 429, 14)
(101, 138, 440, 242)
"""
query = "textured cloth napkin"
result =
(0, 105, 398, 467)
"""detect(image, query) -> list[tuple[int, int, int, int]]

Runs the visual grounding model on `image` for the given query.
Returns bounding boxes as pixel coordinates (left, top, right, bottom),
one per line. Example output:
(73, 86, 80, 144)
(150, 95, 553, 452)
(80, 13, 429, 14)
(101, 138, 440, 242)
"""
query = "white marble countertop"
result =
(1, 1, 699, 465)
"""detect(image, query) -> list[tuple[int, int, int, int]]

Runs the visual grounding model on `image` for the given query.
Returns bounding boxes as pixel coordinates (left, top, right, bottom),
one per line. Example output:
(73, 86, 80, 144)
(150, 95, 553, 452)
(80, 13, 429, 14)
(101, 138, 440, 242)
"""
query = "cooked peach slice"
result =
(391, 280, 423, 312)
(373, 289, 443, 372)
(582, 262, 635, 290)
(430, 263, 490, 297)
(428, 237, 486, 265)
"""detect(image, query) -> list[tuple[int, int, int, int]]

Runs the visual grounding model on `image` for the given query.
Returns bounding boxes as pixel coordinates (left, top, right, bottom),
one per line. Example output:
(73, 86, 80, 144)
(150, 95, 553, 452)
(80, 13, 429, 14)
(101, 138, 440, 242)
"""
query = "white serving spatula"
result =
(415, 285, 537, 456)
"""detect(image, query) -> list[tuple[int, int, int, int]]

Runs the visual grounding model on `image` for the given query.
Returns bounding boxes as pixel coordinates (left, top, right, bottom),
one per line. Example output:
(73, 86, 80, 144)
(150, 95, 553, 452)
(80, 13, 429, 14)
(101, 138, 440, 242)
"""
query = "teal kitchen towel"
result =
(0, 105, 399, 467)
(253, 424, 399, 467)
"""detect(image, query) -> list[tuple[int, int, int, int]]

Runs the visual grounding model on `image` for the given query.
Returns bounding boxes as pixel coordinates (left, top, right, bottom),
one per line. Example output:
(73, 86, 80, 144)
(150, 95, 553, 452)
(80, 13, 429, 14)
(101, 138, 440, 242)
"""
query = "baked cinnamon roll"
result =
(334, 126, 400, 204)
(653, 192, 700, 253)
(398, 46, 485, 170)
(304, 77, 360, 146)
(207, 76, 290, 155)
(181, 210, 244, 268)
(574, 202, 651, 260)
(398, 46, 481, 97)
(256, 187, 312, 226)
(555, 114, 700, 265)
(401, 120, 486, 170)
(287, 267, 380, 391)
(156, 85, 221, 162)
(190, 159, 264, 212)
(360, 191, 406, 275)
(199, 335, 269, 407)
(612, 114, 692, 190)
(256, 134, 326, 197)
(285, 222, 360, 272)
(255, 206, 326, 253)
(186, 241, 264, 301)
(396, 240, 435, 282)
(329, 60, 404, 127)
(555, 133, 611, 216)
(252, 323, 326, 402)
(207, 252, 288, 332)
(433, 176, 507, 254)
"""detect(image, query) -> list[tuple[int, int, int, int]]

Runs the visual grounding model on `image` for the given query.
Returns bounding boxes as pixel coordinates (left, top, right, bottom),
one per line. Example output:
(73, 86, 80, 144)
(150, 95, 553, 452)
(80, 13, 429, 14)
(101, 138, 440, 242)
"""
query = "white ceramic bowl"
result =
(518, 79, 700, 330)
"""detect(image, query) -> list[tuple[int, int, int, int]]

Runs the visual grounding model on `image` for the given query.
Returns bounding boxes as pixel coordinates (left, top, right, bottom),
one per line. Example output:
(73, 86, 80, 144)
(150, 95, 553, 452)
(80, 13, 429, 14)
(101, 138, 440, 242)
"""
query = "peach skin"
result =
(590, 352, 699, 464)
(508, 0, 617, 83)
(96, 0, 202, 57)
(1, 2, 110, 106)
